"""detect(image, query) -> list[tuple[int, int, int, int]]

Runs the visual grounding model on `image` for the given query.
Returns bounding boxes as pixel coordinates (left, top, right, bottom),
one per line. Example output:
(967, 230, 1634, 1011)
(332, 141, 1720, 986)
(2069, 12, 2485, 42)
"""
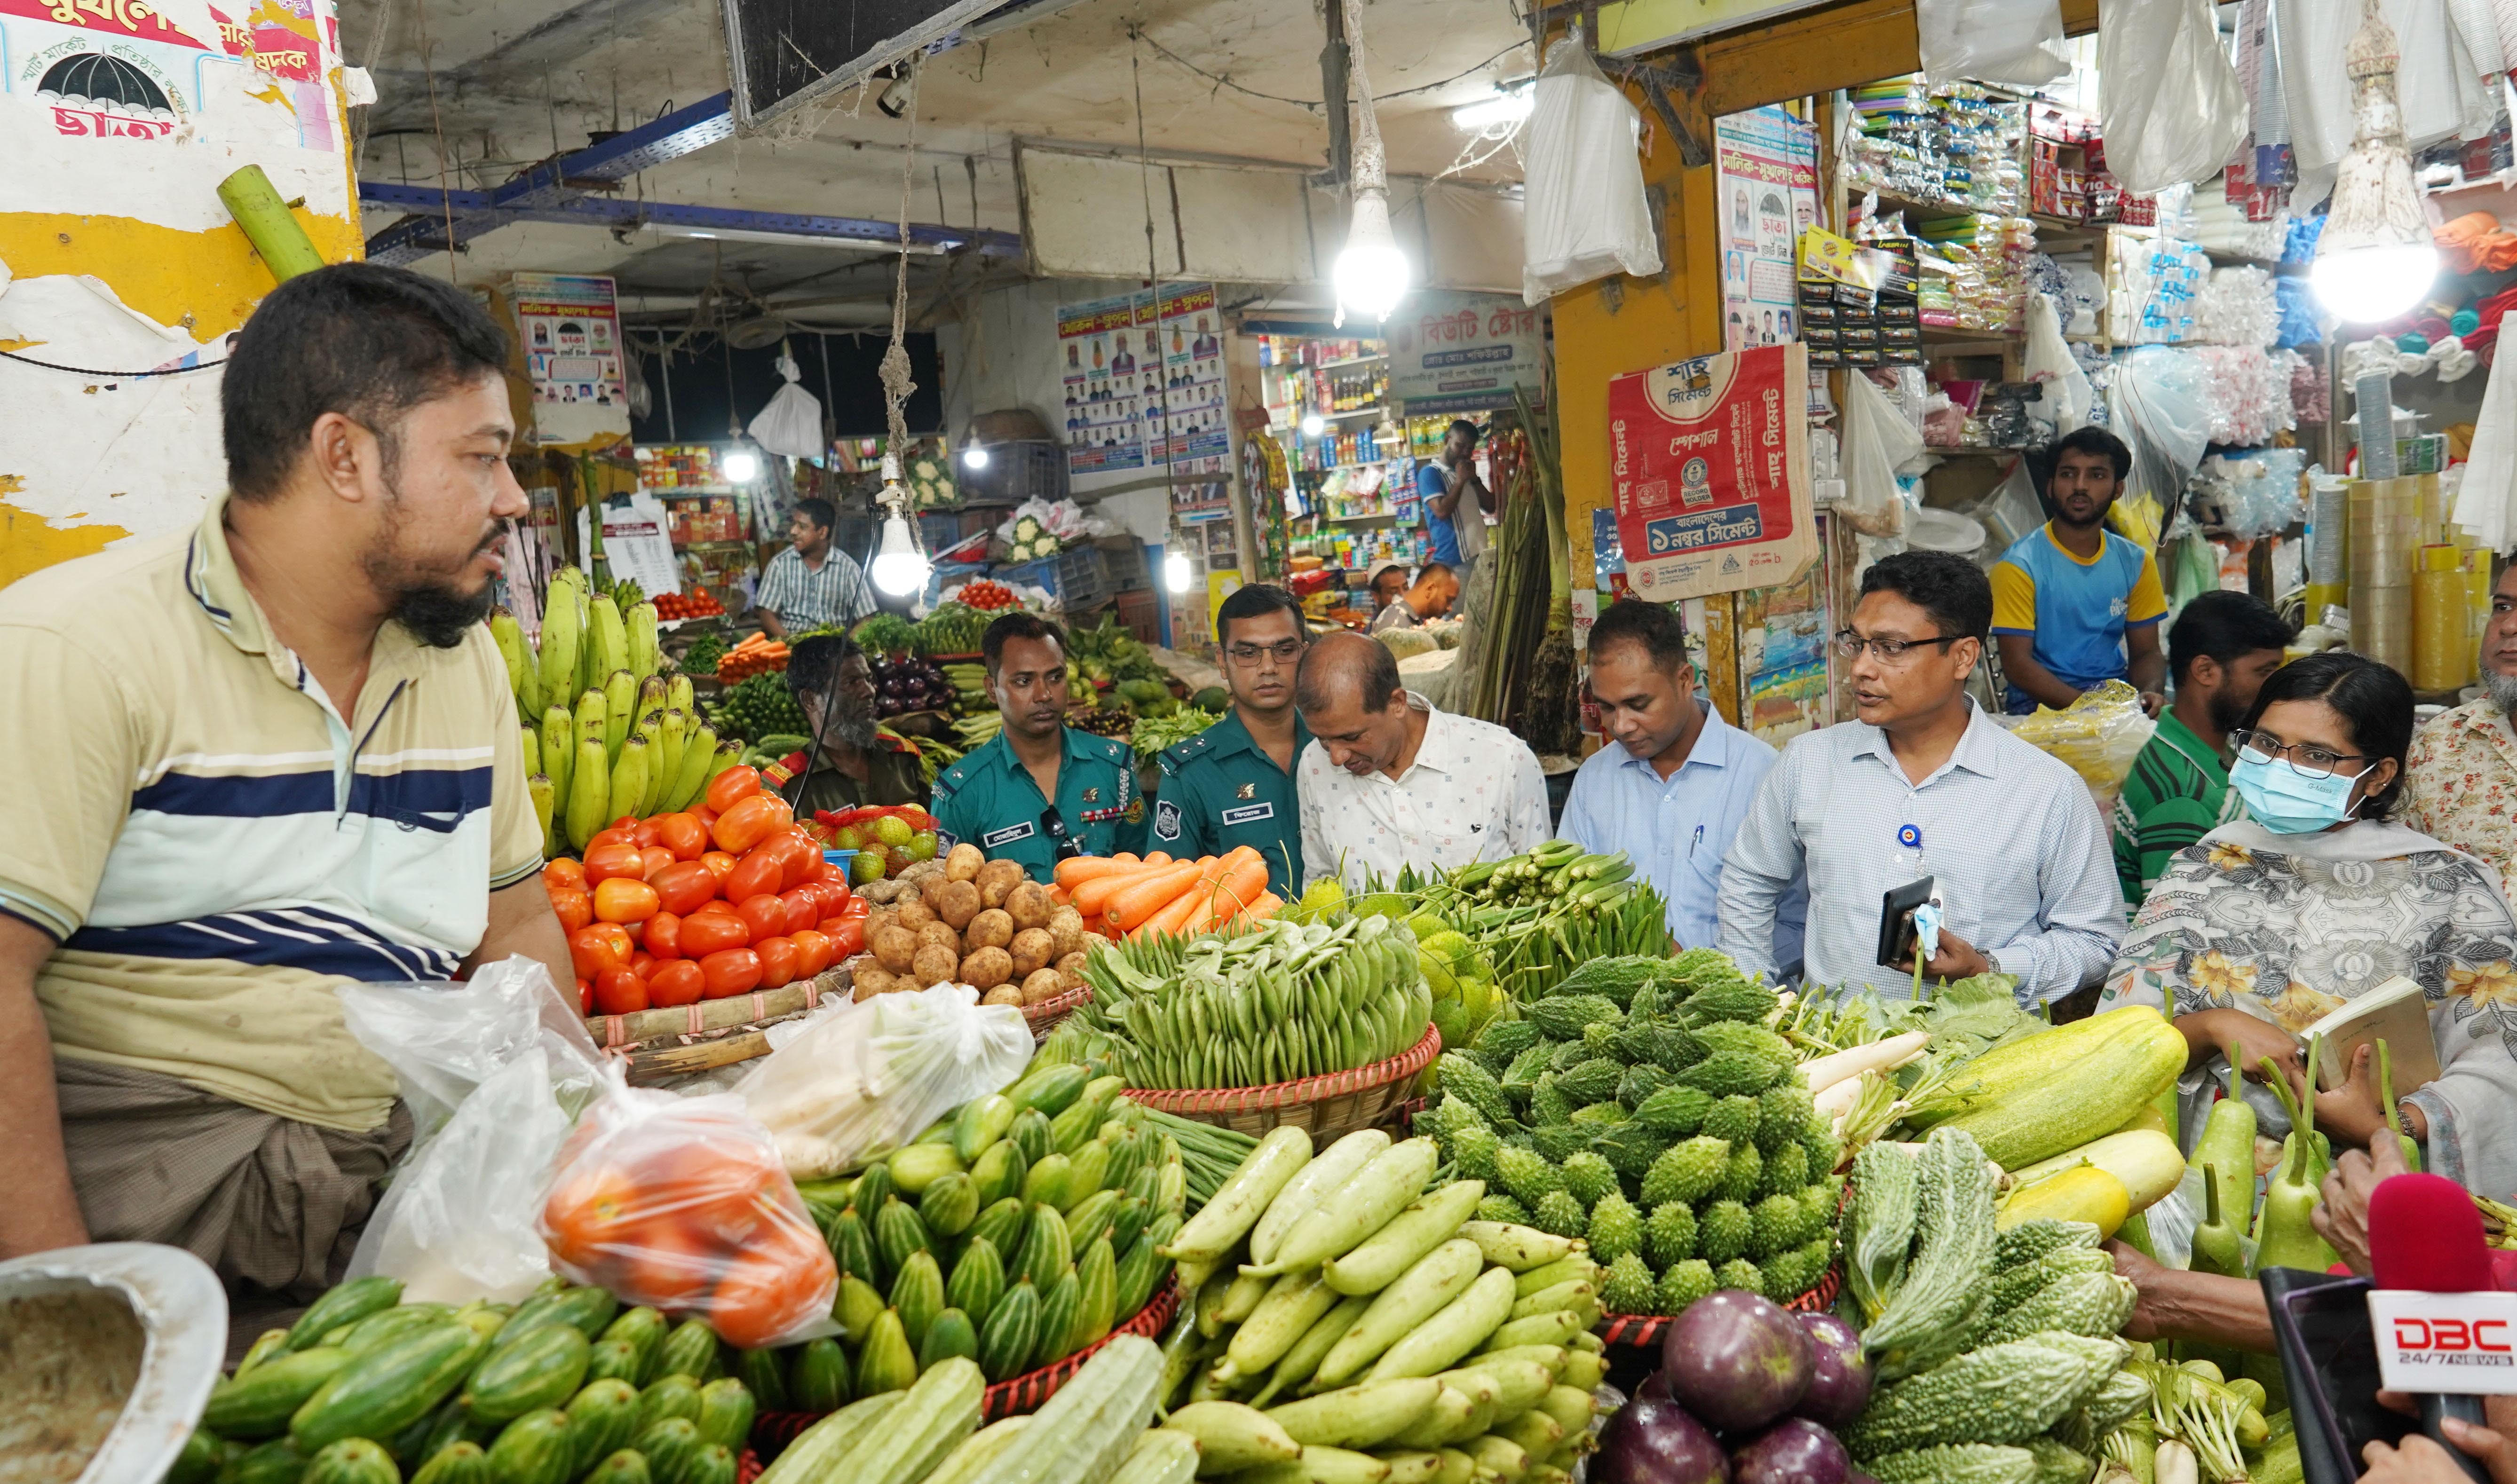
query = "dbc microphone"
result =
(2370, 1171, 2499, 1482)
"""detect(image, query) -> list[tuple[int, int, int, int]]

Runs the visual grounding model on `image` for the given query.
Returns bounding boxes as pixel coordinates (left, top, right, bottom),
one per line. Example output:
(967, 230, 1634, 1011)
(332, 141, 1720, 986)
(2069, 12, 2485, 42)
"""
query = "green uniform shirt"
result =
(933, 726, 1147, 882)
(2111, 710, 2243, 909)
(1153, 710, 1312, 900)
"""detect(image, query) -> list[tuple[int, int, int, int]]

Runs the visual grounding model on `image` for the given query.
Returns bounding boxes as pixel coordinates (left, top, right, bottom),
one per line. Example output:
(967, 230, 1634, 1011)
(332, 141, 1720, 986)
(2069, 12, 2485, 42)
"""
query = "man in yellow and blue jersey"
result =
(1990, 426, 2169, 718)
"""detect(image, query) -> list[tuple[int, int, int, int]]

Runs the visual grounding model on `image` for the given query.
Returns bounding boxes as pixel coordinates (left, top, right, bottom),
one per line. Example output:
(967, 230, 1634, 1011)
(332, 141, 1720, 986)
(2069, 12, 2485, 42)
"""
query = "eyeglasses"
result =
(1040, 806, 1083, 861)
(1832, 629, 1963, 662)
(2231, 730, 2372, 781)
(1226, 639, 1306, 666)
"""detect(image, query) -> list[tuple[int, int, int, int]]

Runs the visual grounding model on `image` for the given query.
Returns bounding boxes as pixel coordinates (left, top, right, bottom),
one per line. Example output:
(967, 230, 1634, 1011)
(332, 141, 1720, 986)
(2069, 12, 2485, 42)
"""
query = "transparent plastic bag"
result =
(1840, 371, 1923, 538)
(339, 957, 606, 1302)
(1520, 33, 1661, 305)
(2024, 293, 2092, 436)
(2112, 347, 2215, 515)
(749, 352, 824, 458)
(1917, 0, 2067, 87)
(2005, 679, 2157, 817)
(738, 980, 1033, 1182)
(2098, 0, 2248, 195)
(538, 1071, 838, 1348)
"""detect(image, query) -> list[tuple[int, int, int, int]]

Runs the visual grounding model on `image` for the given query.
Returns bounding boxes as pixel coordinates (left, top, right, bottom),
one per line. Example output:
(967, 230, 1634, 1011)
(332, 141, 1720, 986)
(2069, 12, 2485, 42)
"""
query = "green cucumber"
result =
(967, 1199, 1028, 1265)
(166, 1427, 221, 1484)
(969, 1141, 1028, 1210)
(587, 1337, 643, 1386)
(632, 1417, 703, 1484)
(735, 1346, 787, 1413)
(1068, 1238, 1118, 1357)
(656, 1319, 722, 1384)
(889, 1142, 966, 1197)
(790, 1337, 854, 1413)
(1006, 1064, 1091, 1117)
(948, 1237, 1007, 1331)
(857, 1309, 920, 1396)
(577, 1450, 651, 1484)
(894, 1249, 948, 1354)
(1049, 1079, 1124, 1156)
(496, 1285, 619, 1350)
(923, 1172, 981, 1237)
(1022, 1154, 1075, 1211)
(635, 1374, 704, 1434)
(339, 1303, 456, 1357)
(408, 1440, 490, 1484)
(464, 1322, 590, 1422)
(828, 1207, 882, 1288)
(1063, 1191, 1122, 1252)
(235, 1329, 292, 1375)
(285, 1277, 404, 1352)
(836, 1276, 887, 1343)
(221, 1438, 310, 1484)
(920, 1308, 981, 1369)
(1104, 1197, 1151, 1262)
(1114, 1220, 1174, 1323)
(600, 1307, 669, 1383)
(1006, 1108, 1054, 1168)
(955, 1095, 1018, 1163)
(204, 1346, 355, 1437)
(560, 1379, 641, 1480)
(875, 1198, 936, 1276)
(695, 1377, 758, 1449)
(1016, 1204, 1072, 1292)
(1031, 1269, 1082, 1373)
(303, 1437, 399, 1484)
(685, 1443, 739, 1484)
(483, 1409, 571, 1484)
(291, 1324, 487, 1454)
(977, 1280, 1042, 1383)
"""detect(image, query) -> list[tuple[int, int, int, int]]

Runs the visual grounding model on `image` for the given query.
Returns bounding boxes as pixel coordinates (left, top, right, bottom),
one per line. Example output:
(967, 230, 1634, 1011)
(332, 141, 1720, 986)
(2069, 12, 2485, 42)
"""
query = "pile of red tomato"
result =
(653, 590, 724, 620)
(543, 764, 869, 1017)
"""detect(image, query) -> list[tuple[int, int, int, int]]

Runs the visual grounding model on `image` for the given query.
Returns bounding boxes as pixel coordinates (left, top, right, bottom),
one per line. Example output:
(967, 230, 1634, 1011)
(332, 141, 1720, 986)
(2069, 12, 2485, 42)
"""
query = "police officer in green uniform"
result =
(934, 612, 1145, 881)
(1154, 584, 1311, 899)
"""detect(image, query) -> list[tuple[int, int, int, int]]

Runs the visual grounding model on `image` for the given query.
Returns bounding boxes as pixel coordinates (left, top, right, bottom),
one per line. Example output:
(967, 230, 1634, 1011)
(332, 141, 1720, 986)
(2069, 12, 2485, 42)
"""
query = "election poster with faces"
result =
(1606, 342, 1816, 601)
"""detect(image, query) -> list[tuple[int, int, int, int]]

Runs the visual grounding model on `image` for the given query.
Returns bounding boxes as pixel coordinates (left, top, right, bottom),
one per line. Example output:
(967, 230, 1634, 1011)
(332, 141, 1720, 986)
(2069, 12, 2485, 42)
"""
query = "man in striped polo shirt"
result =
(752, 497, 875, 639)
(0, 265, 575, 1302)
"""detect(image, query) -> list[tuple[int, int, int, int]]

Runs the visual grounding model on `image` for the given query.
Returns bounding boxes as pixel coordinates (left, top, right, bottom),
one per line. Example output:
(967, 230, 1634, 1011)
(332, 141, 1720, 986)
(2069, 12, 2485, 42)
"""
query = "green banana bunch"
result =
(529, 774, 556, 859)
(490, 609, 541, 720)
(536, 571, 584, 711)
(541, 705, 575, 811)
(607, 735, 651, 826)
(626, 600, 660, 684)
(588, 592, 629, 686)
(565, 737, 608, 851)
(661, 724, 718, 813)
(601, 670, 636, 761)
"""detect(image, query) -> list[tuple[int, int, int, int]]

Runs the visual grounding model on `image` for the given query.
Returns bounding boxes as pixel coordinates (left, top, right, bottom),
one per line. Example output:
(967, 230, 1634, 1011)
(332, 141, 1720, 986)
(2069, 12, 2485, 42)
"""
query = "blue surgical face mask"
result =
(2230, 751, 2364, 834)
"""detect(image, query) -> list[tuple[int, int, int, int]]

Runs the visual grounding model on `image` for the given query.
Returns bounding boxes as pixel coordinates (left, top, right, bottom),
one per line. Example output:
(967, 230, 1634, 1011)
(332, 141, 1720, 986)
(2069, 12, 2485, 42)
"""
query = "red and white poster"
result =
(1607, 342, 1815, 601)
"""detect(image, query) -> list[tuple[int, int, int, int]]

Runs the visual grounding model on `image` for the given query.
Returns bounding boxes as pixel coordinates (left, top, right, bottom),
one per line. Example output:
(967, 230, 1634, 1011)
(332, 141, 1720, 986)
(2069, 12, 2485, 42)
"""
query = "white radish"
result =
(1798, 1030, 1930, 1094)
(2155, 1438, 2199, 1484)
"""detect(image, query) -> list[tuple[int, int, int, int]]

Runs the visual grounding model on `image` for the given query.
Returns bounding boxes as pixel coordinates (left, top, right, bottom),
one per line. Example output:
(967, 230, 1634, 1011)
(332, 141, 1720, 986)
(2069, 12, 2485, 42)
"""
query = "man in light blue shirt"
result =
(1559, 600, 1804, 968)
(1718, 551, 2122, 1003)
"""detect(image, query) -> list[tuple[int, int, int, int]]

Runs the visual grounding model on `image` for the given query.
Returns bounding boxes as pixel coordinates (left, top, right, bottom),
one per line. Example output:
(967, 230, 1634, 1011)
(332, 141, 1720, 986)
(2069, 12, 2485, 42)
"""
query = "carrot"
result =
(1237, 891, 1285, 924)
(1112, 853, 1141, 865)
(1106, 860, 1205, 931)
(1142, 852, 1173, 867)
(1054, 856, 1131, 891)
(1074, 864, 1157, 918)
(1135, 884, 1205, 939)
(1207, 855, 1270, 923)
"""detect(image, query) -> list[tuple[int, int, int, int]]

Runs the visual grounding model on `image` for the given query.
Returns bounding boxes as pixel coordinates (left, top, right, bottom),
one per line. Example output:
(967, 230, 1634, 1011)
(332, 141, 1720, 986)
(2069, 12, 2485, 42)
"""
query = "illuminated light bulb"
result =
(720, 449, 760, 483)
(1164, 549, 1194, 594)
(870, 513, 931, 596)
(2311, 243, 2439, 324)
(1451, 85, 1532, 133)
(961, 444, 990, 470)
(1333, 189, 1411, 326)
(1300, 411, 1327, 437)
(2312, 0, 2441, 324)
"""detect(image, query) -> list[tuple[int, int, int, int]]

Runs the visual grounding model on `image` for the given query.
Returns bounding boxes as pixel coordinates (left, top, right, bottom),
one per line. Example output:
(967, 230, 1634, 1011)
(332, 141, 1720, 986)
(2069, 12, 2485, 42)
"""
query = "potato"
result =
(945, 842, 986, 883)
(911, 944, 961, 987)
(1010, 928, 1056, 979)
(1054, 950, 1090, 990)
(852, 964, 897, 1002)
(865, 907, 898, 941)
(960, 945, 1014, 990)
(871, 924, 919, 974)
(1021, 968, 1066, 1005)
(859, 879, 908, 906)
(982, 983, 1025, 1007)
(895, 897, 937, 932)
(1004, 882, 1053, 931)
(931, 879, 983, 931)
(1047, 906, 1086, 961)
(916, 921, 963, 958)
(977, 859, 1027, 908)
(964, 908, 1016, 951)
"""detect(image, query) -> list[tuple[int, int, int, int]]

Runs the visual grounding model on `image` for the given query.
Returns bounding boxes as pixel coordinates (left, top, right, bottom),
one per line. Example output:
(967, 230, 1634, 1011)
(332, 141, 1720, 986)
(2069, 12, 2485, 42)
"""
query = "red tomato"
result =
(711, 794, 787, 854)
(817, 879, 855, 916)
(583, 844, 648, 886)
(776, 889, 818, 937)
(633, 818, 666, 849)
(790, 929, 834, 977)
(721, 850, 784, 906)
(650, 861, 719, 916)
(698, 947, 763, 999)
(657, 813, 709, 861)
(839, 896, 871, 921)
(705, 765, 762, 814)
(680, 912, 752, 957)
(548, 887, 593, 934)
(759, 833, 820, 891)
(734, 893, 788, 945)
(648, 959, 705, 1008)
(630, 950, 655, 975)
(825, 919, 866, 959)
(690, 898, 739, 917)
(588, 826, 639, 853)
(693, 805, 719, 834)
(699, 851, 738, 881)
(578, 978, 593, 1015)
(543, 859, 587, 892)
(755, 936, 799, 989)
(619, 916, 645, 947)
(592, 965, 650, 1015)
(644, 910, 684, 961)
(638, 846, 675, 880)
(593, 877, 660, 924)
(569, 923, 633, 980)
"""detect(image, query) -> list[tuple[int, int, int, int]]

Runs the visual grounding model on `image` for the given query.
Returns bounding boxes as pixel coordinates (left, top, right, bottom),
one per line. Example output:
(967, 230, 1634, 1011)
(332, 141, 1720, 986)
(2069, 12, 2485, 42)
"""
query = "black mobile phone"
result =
(1875, 876, 1935, 969)
(2263, 1267, 2414, 1482)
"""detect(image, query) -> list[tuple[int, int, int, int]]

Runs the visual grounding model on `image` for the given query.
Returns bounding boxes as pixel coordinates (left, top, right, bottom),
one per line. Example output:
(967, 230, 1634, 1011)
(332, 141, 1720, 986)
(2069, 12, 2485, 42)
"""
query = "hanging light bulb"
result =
(868, 453, 933, 597)
(961, 444, 991, 471)
(1164, 549, 1194, 594)
(1300, 411, 1327, 438)
(2312, 0, 2440, 324)
(1451, 83, 1533, 134)
(720, 447, 761, 483)
(1330, 0, 1411, 327)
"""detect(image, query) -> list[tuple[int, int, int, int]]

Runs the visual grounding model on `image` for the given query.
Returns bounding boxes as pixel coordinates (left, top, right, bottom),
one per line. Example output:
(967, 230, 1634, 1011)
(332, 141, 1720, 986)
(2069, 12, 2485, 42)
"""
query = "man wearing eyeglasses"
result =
(1153, 585, 1312, 900)
(932, 613, 1145, 881)
(1717, 551, 2122, 1002)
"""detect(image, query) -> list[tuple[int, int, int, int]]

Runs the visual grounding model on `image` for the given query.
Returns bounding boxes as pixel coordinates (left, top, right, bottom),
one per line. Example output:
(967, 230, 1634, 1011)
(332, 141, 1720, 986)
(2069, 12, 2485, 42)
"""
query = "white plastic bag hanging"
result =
(2454, 342, 2517, 550)
(1521, 33, 1662, 305)
(750, 350, 825, 458)
(2099, 0, 2250, 194)
(2024, 293, 2093, 436)
(1917, 0, 2068, 87)
(1840, 371, 1924, 538)
(338, 957, 606, 1303)
(737, 980, 1033, 1181)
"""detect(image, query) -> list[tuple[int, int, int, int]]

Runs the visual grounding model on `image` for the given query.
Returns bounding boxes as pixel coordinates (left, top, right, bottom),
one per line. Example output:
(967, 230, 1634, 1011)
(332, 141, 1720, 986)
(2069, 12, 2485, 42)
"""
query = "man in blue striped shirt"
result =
(752, 497, 876, 638)
(1717, 551, 2122, 1003)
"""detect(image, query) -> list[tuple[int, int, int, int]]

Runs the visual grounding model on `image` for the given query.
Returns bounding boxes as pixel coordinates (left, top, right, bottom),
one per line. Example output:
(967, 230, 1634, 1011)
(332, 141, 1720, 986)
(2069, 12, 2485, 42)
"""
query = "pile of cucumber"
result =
(1149, 1128, 1611, 1484)
(174, 1277, 761, 1484)
(783, 1062, 1192, 1402)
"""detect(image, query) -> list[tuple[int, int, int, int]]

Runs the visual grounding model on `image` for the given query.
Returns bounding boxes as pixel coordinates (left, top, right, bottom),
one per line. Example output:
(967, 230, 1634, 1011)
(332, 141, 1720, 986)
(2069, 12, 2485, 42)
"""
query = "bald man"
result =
(1293, 631, 1552, 891)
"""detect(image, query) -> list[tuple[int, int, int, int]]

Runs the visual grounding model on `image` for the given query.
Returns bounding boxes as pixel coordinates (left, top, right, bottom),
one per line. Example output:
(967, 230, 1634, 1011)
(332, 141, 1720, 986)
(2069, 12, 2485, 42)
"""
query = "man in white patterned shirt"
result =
(752, 497, 875, 639)
(1294, 632, 1552, 892)
(1718, 550, 2122, 1003)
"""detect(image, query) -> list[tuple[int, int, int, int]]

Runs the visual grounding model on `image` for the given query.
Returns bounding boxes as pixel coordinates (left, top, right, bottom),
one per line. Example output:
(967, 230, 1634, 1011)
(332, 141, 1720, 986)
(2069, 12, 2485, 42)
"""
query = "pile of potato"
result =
(849, 842, 1097, 1006)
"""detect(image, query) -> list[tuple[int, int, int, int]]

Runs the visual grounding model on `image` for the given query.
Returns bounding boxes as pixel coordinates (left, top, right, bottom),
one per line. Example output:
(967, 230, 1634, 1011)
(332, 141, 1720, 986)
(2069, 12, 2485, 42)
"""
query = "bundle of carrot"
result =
(1053, 847, 1284, 941)
(717, 632, 791, 681)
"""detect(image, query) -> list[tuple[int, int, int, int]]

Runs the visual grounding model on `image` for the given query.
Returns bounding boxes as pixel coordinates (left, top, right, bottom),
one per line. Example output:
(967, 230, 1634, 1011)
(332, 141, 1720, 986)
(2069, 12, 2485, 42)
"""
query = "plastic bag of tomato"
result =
(542, 763, 870, 1016)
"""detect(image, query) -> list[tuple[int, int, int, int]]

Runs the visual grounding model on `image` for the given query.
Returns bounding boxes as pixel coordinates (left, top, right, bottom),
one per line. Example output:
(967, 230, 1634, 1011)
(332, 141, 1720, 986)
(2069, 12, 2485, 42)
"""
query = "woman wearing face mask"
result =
(2099, 652, 2517, 1195)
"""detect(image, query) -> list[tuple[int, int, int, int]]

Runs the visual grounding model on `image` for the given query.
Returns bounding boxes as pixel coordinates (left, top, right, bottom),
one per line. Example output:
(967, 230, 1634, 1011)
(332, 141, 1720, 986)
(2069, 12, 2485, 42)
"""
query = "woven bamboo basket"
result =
(1123, 1023, 1442, 1142)
(1596, 1262, 1845, 1348)
(745, 1278, 1182, 1460)
(1022, 984, 1092, 1040)
(590, 966, 850, 1085)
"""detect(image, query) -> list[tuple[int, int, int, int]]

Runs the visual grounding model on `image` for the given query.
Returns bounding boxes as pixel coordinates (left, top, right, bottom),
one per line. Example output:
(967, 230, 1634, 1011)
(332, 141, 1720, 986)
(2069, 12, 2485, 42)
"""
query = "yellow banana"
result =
(666, 673, 695, 718)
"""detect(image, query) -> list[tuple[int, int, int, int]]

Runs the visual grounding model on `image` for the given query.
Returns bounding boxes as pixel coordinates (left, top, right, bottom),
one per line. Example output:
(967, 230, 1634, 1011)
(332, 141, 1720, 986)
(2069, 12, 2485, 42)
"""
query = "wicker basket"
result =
(1023, 984, 1092, 1040)
(1595, 1262, 1845, 1348)
(591, 968, 849, 1085)
(1123, 1023, 1442, 1142)
(746, 1278, 1182, 1461)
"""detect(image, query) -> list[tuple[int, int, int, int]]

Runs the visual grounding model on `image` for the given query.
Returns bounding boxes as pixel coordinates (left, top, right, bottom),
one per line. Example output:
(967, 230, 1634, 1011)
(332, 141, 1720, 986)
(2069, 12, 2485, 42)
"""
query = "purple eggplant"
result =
(1732, 1420, 1848, 1484)
(1660, 1289, 1813, 1435)
(1793, 1313, 1872, 1430)
(1594, 1396, 1730, 1484)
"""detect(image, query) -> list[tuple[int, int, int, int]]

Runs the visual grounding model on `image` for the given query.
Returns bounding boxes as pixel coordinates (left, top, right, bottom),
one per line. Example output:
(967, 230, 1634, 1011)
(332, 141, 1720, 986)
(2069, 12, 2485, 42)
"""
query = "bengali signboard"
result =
(1386, 292, 1546, 415)
(1607, 342, 1815, 600)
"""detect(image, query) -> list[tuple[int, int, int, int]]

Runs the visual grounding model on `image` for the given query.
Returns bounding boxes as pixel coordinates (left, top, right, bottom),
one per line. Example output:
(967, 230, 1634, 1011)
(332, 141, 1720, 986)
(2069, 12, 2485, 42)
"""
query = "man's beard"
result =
(363, 478, 502, 649)
(827, 713, 880, 750)
(2207, 687, 2251, 737)
(2485, 669, 2517, 717)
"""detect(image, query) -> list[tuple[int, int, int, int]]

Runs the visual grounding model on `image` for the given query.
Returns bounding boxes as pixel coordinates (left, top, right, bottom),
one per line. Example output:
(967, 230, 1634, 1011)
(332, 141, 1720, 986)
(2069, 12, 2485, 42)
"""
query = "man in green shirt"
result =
(775, 635, 928, 817)
(1156, 584, 1312, 899)
(2112, 590, 2293, 908)
(934, 613, 1145, 880)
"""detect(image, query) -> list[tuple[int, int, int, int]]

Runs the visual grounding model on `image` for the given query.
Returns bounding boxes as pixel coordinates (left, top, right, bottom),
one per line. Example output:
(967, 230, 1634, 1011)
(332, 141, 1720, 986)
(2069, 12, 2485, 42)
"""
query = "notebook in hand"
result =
(2303, 975, 2441, 1094)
